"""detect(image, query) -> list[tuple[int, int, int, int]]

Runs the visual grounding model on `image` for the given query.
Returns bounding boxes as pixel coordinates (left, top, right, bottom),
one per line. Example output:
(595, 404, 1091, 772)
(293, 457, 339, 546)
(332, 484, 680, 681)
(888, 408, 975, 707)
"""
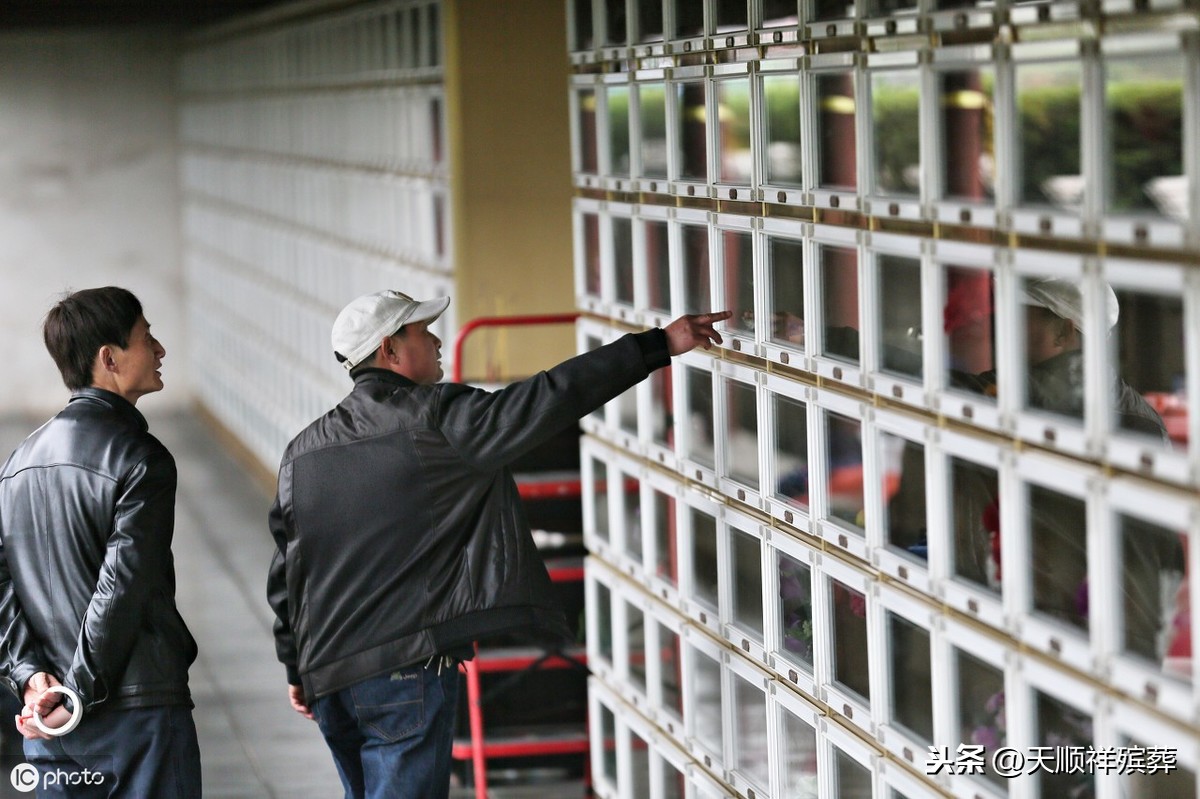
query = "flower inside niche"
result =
(779, 556, 813, 661)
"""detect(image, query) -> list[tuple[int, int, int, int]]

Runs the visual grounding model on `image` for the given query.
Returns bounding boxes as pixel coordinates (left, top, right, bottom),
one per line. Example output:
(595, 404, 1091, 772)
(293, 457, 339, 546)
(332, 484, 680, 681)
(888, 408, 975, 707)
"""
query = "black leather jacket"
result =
(268, 329, 670, 702)
(0, 388, 196, 712)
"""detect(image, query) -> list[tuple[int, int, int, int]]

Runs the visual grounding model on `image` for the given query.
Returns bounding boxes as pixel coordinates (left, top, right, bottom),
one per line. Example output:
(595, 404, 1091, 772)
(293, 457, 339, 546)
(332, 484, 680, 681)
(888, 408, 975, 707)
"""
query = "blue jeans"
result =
(313, 661, 460, 799)
(23, 705, 200, 798)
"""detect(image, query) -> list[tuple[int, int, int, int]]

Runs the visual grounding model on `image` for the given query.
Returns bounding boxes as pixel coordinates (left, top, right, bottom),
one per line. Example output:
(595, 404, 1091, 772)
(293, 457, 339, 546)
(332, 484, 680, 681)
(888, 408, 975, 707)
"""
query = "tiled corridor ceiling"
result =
(0, 0, 290, 27)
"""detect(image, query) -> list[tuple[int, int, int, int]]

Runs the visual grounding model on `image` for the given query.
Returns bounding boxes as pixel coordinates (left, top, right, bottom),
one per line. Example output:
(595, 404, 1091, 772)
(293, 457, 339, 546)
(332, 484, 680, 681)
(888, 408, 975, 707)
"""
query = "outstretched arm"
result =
(440, 311, 732, 472)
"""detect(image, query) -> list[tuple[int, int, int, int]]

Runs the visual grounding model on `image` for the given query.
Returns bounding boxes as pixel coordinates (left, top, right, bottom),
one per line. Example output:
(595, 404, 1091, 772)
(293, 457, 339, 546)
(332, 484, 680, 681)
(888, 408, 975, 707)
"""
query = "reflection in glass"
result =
(1016, 61, 1082, 210)
(682, 224, 711, 314)
(814, 0, 858, 20)
(1112, 288, 1180, 443)
(717, 79, 752, 183)
(949, 457, 1000, 592)
(1020, 275, 1088, 421)
(1120, 514, 1187, 675)
(678, 82, 708, 181)
(778, 553, 813, 664)
(774, 394, 810, 511)
(731, 528, 763, 636)
(659, 622, 684, 717)
(583, 213, 601, 297)
(430, 96, 444, 164)
(597, 581, 614, 663)
(722, 230, 755, 338)
(604, 0, 627, 45)
(661, 759, 685, 799)
(593, 456, 610, 542)
(631, 732, 651, 799)
(608, 86, 631, 176)
(943, 265, 995, 391)
(867, 0, 917, 14)
(783, 709, 818, 796)
(433, 194, 446, 259)
(636, 0, 664, 42)
(643, 219, 671, 313)
(940, 68, 996, 202)
(715, 0, 749, 31)
(1030, 484, 1088, 632)
(826, 412, 865, 532)
(621, 474, 642, 563)
(820, 245, 859, 363)
(889, 614, 933, 741)
(627, 602, 647, 693)
(651, 489, 679, 586)
(769, 236, 805, 348)
(573, 0, 593, 50)
(733, 675, 769, 789)
(674, 0, 705, 37)
(835, 747, 873, 799)
(763, 75, 803, 186)
(878, 255, 922, 377)
(1107, 56, 1184, 218)
(586, 336, 605, 423)
(685, 366, 715, 467)
(1036, 691, 1094, 799)
(649, 367, 673, 450)
(578, 88, 598, 173)
(639, 83, 669, 179)
(816, 73, 857, 191)
(871, 70, 920, 196)
(600, 703, 617, 783)
(617, 384, 638, 437)
(955, 649, 1006, 789)
(725, 379, 759, 488)
(881, 434, 926, 558)
(692, 648, 723, 755)
(832, 579, 870, 700)
(762, 0, 799, 26)
(1122, 735, 1196, 798)
(614, 217, 634, 305)
(691, 508, 719, 610)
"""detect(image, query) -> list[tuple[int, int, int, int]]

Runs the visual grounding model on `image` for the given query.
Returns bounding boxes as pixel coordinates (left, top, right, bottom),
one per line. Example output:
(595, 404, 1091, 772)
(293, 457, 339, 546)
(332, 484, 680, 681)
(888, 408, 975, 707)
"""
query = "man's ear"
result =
(379, 336, 396, 364)
(97, 344, 117, 373)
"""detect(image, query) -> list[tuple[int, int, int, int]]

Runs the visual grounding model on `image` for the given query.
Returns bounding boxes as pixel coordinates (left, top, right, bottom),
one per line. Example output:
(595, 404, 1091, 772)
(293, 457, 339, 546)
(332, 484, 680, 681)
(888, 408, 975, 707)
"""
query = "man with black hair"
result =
(0, 286, 200, 796)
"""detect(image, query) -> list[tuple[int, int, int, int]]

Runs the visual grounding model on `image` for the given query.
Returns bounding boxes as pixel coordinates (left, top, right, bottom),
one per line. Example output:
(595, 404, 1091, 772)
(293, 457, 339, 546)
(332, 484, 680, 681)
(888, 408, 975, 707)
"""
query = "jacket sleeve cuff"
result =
(634, 328, 671, 372)
(286, 665, 302, 686)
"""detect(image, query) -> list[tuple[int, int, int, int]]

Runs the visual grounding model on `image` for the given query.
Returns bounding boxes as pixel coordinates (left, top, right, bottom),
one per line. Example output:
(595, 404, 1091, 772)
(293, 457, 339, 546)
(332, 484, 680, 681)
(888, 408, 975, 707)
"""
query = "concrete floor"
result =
(0, 409, 587, 799)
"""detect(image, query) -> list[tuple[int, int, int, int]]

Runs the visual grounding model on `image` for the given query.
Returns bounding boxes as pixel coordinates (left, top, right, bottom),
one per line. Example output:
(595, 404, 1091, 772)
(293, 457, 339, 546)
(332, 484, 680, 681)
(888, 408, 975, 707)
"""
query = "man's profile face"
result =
(1024, 306, 1074, 366)
(391, 320, 442, 385)
(112, 315, 166, 401)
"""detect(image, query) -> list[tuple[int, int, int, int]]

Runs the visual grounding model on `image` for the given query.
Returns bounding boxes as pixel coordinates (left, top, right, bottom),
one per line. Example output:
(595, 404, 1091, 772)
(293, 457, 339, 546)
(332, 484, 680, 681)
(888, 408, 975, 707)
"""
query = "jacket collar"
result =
(352, 367, 418, 389)
(69, 387, 149, 433)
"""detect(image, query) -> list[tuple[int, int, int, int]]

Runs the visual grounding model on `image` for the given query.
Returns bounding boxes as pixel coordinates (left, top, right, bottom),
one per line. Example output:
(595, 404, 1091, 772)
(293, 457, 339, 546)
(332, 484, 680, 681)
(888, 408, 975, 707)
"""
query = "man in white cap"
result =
(267, 290, 729, 798)
(1019, 276, 1164, 437)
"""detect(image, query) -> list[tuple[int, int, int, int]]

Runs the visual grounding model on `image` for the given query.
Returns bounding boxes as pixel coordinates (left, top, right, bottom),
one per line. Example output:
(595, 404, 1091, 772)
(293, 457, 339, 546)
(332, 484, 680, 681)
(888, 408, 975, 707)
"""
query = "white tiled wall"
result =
(179, 0, 451, 469)
(575, 2, 1200, 797)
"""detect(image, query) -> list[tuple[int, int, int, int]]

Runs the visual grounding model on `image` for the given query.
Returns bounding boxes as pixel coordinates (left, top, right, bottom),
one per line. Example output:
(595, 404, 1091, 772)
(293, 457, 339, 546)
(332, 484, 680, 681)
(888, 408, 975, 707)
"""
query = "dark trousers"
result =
(313, 661, 460, 799)
(22, 705, 200, 798)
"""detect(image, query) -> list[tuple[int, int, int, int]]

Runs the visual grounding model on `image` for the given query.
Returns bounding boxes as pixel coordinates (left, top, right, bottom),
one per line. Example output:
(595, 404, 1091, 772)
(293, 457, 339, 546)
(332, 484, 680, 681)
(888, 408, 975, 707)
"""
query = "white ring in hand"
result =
(32, 685, 83, 737)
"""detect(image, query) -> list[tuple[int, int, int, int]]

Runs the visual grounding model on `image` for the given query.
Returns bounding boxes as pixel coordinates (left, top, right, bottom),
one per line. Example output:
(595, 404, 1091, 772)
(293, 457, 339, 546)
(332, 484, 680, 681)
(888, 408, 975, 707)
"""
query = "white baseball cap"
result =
(331, 290, 450, 370)
(1022, 277, 1119, 332)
